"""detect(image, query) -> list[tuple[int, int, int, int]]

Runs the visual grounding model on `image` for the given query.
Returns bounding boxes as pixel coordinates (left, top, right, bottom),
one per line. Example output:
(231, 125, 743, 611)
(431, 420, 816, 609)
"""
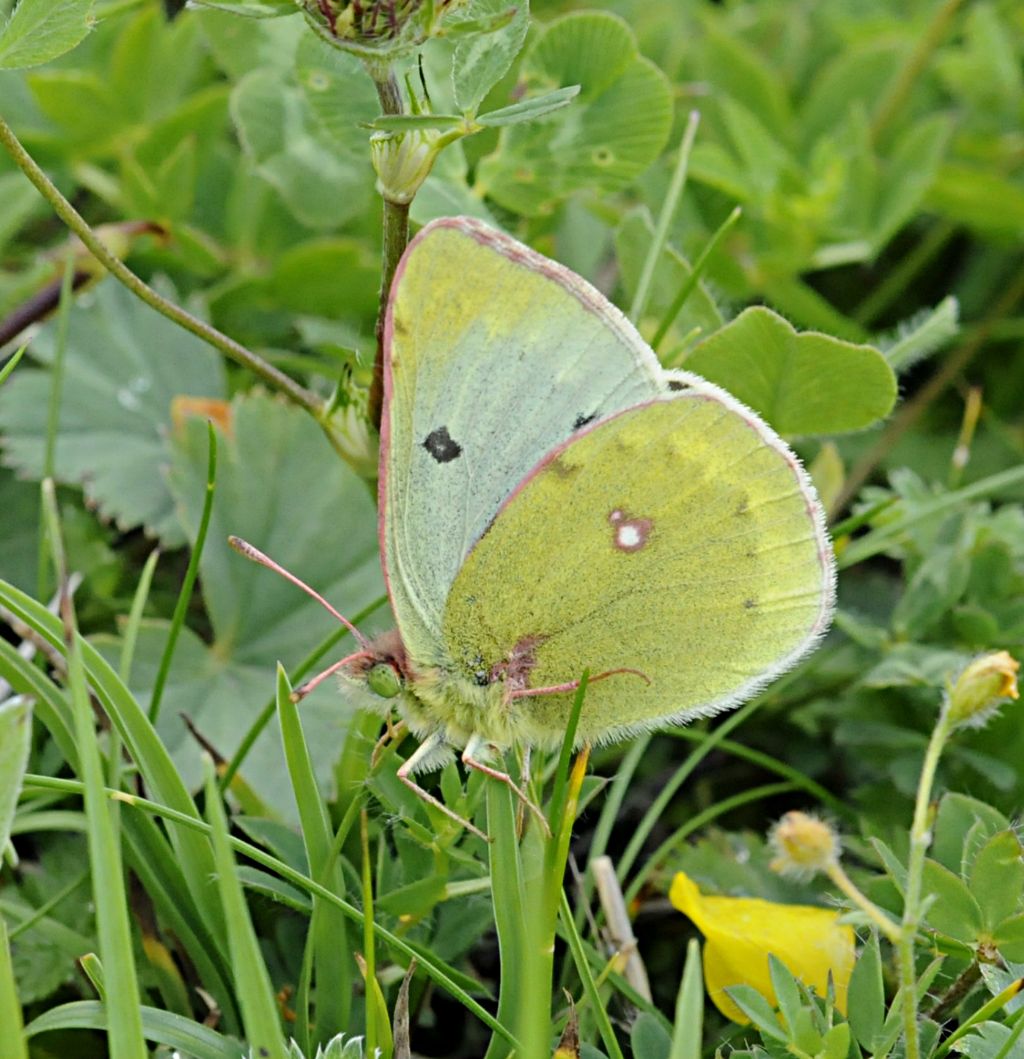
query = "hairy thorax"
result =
(397, 663, 524, 749)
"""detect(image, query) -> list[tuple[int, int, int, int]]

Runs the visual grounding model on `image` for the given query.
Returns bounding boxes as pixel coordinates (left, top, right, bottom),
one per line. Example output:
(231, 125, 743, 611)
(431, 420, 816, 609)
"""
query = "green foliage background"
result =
(0, 0, 1023, 1057)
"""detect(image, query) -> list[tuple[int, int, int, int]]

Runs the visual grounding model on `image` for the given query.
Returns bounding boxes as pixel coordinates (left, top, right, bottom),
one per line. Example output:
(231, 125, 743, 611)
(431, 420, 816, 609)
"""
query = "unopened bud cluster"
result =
(299, 0, 467, 58)
(769, 811, 840, 880)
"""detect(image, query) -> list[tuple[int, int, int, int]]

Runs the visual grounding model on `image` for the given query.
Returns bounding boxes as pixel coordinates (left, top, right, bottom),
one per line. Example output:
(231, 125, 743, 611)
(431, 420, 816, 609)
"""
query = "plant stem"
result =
(0, 113, 322, 418)
(825, 861, 901, 943)
(870, 0, 966, 143)
(369, 70, 411, 433)
(897, 709, 953, 1059)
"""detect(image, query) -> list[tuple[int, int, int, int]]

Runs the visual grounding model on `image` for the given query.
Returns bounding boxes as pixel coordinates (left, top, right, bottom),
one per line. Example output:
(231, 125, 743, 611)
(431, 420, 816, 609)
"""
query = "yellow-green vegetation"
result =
(1, 1, 1023, 1058)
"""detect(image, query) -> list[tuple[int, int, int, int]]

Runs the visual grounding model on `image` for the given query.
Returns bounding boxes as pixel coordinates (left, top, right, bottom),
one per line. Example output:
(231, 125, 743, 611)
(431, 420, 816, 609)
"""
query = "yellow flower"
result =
(947, 651, 1020, 729)
(669, 871, 855, 1025)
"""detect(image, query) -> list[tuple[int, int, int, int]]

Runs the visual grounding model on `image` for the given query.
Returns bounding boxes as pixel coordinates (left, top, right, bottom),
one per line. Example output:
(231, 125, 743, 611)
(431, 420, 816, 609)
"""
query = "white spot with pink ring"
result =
(608, 509, 653, 553)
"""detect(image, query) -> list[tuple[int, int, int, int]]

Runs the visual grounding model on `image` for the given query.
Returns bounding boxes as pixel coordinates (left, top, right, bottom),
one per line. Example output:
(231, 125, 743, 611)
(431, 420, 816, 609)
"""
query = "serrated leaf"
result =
(921, 859, 984, 943)
(476, 84, 579, 127)
(683, 306, 897, 435)
(0, 0, 92, 70)
(477, 12, 672, 216)
(451, 0, 528, 113)
(85, 392, 386, 818)
(0, 280, 226, 546)
(969, 831, 1024, 931)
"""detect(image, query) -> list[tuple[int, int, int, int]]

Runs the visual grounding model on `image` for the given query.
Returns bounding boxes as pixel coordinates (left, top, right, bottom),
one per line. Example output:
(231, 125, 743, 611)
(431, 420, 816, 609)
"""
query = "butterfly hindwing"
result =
(441, 380, 835, 747)
(381, 218, 665, 661)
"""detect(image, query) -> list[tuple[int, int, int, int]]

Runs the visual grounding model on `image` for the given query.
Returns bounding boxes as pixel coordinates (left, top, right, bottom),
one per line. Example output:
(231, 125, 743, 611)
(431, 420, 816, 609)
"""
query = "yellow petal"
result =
(670, 871, 855, 1024)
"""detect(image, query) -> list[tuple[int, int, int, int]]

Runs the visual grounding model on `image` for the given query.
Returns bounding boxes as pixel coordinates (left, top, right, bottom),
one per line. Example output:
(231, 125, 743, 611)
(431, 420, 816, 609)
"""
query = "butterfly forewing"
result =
(441, 384, 835, 747)
(381, 218, 666, 661)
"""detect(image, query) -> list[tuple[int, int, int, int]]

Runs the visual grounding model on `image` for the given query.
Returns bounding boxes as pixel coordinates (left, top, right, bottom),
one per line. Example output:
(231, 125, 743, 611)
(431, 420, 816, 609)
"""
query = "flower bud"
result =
(769, 811, 840, 880)
(370, 127, 446, 204)
(946, 651, 1019, 729)
(298, 0, 468, 60)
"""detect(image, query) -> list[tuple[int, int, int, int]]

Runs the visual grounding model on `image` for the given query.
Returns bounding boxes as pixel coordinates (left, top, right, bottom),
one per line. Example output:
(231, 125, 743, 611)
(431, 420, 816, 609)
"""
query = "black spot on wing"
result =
(573, 411, 597, 431)
(422, 426, 462, 463)
(667, 379, 686, 392)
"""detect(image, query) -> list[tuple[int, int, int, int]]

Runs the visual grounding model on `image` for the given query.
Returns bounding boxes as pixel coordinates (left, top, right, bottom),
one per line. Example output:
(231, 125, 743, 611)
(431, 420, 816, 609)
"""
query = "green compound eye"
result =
(367, 662, 402, 699)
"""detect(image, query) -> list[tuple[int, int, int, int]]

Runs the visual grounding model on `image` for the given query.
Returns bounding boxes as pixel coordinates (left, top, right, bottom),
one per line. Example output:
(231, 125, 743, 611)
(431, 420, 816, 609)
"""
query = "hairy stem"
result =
(898, 710, 953, 1059)
(0, 114, 322, 417)
(368, 69, 410, 432)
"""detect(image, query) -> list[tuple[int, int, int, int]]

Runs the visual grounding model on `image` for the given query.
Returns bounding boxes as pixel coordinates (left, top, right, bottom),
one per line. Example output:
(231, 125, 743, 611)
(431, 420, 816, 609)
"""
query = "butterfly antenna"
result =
(291, 648, 375, 703)
(228, 536, 371, 650)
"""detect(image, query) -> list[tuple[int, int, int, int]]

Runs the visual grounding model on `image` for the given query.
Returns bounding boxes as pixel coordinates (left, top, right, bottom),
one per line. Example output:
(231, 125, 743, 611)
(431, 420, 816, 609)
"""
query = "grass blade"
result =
(40, 479, 147, 1059)
(276, 664, 351, 1044)
(149, 422, 216, 723)
(0, 576, 226, 942)
(0, 917, 27, 1059)
(204, 761, 289, 1059)
(559, 889, 626, 1059)
(629, 111, 701, 325)
(669, 939, 703, 1059)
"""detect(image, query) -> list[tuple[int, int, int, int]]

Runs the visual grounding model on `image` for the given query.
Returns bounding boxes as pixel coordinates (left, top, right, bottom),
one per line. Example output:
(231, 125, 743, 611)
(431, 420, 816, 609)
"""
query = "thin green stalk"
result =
(666, 728, 853, 819)
(617, 696, 764, 882)
(854, 222, 956, 327)
(0, 115, 321, 418)
(629, 110, 701, 325)
(483, 776, 528, 1059)
(277, 666, 350, 1044)
(669, 939, 703, 1059)
(0, 917, 27, 1059)
(203, 765, 289, 1059)
(368, 69, 411, 432)
(870, 0, 966, 143)
(149, 424, 216, 723)
(41, 481, 147, 1059)
(838, 463, 1024, 569)
(836, 261, 1024, 513)
(36, 255, 75, 604)
(898, 710, 953, 1059)
(624, 781, 797, 904)
(0, 343, 26, 386)
(559, 889, 626, 1059)
(113, 548, 159, 788)
(655, 206, 742, 356)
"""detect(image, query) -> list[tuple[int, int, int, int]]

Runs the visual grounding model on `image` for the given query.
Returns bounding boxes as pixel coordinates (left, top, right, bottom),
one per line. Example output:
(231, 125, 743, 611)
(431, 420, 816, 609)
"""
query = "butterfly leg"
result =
(371, 716, 407, 769)
(396, 731, 490, 843)
(461, 735, 551, 838)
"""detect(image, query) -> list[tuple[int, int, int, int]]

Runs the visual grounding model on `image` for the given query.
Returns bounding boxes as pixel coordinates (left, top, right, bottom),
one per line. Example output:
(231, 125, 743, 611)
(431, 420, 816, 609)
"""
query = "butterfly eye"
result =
(367, 663, 402, 699)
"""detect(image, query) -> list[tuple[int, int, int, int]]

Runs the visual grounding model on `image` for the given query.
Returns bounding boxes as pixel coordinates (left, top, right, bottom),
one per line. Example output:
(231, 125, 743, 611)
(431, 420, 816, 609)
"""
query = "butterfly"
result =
(234, 216, 835, 836)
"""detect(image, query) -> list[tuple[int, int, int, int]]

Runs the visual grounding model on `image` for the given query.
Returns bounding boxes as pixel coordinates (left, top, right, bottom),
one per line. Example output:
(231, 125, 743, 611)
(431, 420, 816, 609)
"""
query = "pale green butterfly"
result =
(234, 216, 835, 835)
